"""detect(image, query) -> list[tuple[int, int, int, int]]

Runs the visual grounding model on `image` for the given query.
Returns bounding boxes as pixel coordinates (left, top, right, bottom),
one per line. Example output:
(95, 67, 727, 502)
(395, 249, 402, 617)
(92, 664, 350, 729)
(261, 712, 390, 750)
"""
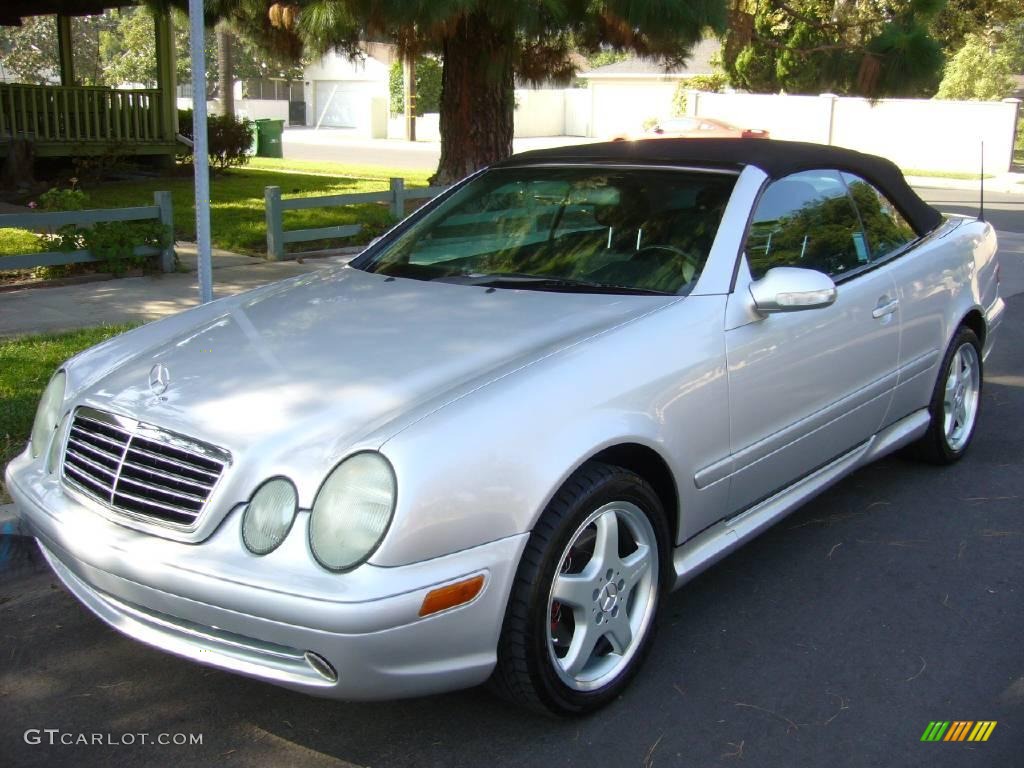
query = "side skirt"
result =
(670, 408, 931, 591)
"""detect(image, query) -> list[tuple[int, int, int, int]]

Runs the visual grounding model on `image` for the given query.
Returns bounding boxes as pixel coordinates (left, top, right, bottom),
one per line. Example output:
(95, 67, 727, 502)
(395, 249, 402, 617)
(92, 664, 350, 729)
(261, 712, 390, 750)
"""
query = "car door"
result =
(840, 172, 931, 422)
(723, 169, 901, 513)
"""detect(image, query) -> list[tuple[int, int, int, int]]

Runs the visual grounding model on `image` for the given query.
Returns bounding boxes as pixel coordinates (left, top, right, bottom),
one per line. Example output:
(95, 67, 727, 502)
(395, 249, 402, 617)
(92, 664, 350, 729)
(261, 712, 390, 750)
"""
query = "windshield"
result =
(354, 166, 737, 295)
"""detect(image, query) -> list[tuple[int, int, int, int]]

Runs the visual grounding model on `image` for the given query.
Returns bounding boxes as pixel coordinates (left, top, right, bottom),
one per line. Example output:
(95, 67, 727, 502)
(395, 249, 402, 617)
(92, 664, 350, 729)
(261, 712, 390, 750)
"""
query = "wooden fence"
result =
(0, 192, 175, 273)
(264, 178, 447, 260)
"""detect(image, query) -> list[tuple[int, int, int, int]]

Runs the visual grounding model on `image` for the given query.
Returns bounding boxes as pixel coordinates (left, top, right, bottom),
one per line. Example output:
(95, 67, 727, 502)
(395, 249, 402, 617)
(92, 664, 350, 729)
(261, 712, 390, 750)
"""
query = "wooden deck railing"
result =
(0, 84, 165, 144)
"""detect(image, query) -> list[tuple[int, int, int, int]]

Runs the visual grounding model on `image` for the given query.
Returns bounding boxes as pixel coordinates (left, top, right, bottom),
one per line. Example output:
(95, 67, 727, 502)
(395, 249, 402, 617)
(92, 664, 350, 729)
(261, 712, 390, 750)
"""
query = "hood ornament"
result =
(148, 364, 170, 396)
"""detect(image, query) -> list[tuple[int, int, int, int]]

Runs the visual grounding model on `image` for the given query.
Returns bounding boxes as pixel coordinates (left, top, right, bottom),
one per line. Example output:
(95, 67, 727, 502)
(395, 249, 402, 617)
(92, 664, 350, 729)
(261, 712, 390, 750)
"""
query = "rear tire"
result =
(490, 461, 669, 715)
(912, 326, 983, 465)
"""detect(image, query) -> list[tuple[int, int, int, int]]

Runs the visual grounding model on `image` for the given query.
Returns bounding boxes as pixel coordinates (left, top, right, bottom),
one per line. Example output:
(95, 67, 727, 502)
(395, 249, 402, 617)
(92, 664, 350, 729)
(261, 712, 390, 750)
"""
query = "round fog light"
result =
(241, 478, 298, 555)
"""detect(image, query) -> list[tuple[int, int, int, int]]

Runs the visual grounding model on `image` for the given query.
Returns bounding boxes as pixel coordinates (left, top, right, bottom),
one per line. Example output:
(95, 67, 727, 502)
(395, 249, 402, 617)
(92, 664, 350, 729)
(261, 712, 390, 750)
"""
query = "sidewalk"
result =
(905, 171, 1024, 196)
(0, 244, 358, 338)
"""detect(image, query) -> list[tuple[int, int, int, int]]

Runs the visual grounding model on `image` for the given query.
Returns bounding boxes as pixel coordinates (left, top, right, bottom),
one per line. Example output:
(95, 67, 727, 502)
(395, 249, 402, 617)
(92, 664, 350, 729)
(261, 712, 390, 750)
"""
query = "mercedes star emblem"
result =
(148, 363, 170, 396)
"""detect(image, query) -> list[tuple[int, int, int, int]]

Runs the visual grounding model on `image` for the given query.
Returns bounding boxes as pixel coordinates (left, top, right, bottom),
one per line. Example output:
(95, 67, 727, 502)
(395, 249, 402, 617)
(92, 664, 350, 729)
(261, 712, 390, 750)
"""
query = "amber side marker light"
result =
(419, 575, 486, 617)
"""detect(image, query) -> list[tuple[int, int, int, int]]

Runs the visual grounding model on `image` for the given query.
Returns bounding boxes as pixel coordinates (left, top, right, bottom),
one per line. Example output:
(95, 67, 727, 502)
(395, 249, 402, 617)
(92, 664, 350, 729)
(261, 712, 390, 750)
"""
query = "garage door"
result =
(314, 81, 361, 128)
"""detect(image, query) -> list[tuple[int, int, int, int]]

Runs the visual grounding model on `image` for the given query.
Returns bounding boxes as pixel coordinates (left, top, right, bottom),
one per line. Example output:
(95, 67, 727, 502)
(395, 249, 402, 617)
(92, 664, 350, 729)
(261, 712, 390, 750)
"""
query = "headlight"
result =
(241, 478, 298, 555)
(30, 371, 66, 459)
(309, 452, 396, 571)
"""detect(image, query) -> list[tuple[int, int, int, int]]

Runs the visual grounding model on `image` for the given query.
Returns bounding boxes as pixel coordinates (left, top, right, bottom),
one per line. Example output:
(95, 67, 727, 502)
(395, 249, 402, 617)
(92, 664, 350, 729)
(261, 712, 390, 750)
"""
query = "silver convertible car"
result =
(6, 140, 1003, 715)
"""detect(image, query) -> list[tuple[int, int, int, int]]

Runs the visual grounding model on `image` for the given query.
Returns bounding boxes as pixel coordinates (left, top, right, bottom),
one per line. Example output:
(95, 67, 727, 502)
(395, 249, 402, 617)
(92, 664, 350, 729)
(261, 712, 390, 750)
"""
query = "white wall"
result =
(564, 89, 592, 137)
(830, 97, 1019, 173)
(588, 81, 677, 139)
(689, 91, 1022, 173)
(237, 99, 289, 125)
(514, 89, 567, 137)
(688, 91, 831, 143)
(387, 113, 441, 141)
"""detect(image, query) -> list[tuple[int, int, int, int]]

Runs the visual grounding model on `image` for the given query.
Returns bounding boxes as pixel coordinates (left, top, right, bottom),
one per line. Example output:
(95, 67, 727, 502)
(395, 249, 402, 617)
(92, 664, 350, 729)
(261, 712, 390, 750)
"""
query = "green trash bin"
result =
(255, 118, 285, 158)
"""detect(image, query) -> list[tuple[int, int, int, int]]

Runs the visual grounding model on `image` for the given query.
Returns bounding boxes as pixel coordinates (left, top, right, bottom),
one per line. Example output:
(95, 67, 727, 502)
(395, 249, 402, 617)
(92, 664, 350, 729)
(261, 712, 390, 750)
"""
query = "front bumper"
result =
(6, 451, 528, 700)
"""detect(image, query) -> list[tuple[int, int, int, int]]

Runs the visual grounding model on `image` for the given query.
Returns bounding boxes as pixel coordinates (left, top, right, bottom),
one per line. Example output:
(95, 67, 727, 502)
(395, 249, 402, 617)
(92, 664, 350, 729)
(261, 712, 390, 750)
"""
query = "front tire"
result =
(490, 461, 669, 715)
(913, 326, 983, 464)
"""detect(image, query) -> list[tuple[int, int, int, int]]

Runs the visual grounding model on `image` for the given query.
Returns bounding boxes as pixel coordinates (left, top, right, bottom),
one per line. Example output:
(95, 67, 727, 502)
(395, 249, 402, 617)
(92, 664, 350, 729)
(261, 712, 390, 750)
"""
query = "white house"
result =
(302, 42, 396, 136)
(576, 38, 720, 138)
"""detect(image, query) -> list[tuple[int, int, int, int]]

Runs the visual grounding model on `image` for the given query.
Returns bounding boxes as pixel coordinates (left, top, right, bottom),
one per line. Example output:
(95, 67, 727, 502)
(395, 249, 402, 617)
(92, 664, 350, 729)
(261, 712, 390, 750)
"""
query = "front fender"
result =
(371, 296, 731, 567)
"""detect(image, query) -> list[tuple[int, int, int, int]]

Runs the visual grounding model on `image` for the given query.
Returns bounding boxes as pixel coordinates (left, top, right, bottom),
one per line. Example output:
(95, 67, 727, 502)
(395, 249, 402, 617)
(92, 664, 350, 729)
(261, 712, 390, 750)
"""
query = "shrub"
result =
(389, 56, 443, 116)
(672, 73, 728, 116)
(38, 186, 88, 212)
(32, 185, 171, 278)
(177, 108, 254, 170)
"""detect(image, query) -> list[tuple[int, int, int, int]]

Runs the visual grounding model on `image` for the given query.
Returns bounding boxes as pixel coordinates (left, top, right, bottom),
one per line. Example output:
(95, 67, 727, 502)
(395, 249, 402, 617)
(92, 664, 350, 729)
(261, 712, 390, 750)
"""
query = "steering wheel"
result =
(630, 244, 701, 283)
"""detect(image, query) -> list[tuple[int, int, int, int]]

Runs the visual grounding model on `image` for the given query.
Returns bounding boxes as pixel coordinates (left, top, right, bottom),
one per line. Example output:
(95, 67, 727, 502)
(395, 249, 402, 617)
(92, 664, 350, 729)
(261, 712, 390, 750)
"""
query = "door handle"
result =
(872, 298, 899, 318)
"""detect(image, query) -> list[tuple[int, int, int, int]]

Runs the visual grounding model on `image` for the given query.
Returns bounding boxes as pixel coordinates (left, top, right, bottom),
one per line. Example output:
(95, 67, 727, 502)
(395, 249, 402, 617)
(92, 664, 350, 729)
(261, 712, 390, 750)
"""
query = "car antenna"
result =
(978, 140, 985, 222)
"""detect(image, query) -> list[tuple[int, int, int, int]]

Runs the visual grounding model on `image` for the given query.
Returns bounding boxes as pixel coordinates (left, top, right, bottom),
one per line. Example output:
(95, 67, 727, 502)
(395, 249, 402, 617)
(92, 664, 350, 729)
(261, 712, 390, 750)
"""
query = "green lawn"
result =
(2, 160, 429, 263)
(84, 161, 429, 256)
(0, 228, 40, 258)
(0, 325, 135, 503)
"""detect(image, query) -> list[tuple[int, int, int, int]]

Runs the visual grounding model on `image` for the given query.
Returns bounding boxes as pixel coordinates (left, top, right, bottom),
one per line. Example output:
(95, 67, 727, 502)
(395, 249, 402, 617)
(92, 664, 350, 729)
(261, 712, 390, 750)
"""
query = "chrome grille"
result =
(61, 407, 230, 528)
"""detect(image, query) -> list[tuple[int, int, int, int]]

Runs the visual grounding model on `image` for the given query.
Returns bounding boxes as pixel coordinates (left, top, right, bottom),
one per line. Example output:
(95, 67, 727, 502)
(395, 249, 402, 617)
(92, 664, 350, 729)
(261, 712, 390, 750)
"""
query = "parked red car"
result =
(615, 116, 769, 141)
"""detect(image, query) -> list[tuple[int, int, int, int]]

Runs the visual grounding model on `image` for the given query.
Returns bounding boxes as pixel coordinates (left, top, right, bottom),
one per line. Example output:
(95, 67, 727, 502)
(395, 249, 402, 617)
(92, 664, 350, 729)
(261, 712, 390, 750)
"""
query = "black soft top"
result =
(497, 138, 943, 235)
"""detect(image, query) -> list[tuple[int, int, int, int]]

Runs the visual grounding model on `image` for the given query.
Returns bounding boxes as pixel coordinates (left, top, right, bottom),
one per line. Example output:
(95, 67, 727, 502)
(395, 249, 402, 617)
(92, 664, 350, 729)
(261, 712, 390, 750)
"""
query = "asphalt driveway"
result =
(0, 212, 1021, 768)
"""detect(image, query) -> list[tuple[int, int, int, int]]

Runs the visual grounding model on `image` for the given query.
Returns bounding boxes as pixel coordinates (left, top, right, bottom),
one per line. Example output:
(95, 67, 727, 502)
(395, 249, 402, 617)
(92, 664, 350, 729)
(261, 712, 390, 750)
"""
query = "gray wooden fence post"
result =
(265, 185, 284, 260)
(154, 190, 175, 272)
(390, 177, 405, 219)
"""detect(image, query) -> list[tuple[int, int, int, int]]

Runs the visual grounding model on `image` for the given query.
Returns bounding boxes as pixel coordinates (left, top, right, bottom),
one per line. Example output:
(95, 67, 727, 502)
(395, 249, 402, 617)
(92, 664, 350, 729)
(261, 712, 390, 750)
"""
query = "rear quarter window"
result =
(840, 172, 918, 260)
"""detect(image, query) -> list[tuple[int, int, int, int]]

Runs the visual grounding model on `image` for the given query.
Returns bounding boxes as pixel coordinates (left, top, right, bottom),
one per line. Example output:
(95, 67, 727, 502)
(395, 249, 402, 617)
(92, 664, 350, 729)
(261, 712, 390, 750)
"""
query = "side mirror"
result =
(749, 267, 836, 314)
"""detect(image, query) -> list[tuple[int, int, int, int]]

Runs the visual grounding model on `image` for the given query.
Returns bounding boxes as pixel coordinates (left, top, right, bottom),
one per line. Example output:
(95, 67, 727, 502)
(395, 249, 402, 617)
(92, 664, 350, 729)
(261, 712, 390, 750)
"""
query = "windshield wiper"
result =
(436, 273, 672, 296)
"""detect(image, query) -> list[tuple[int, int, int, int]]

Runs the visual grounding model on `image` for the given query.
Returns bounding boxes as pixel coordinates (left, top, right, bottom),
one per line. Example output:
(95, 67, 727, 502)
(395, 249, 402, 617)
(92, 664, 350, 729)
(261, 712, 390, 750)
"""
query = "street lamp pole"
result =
(188, 0, 214, 303)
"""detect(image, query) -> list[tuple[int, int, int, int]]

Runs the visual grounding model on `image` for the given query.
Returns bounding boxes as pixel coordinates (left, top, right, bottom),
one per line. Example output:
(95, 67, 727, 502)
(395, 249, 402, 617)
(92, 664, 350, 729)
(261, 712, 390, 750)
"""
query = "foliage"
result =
(672, 73, 728, 115)
(208, 114, 255, 170)
(99, 7, 160, 87)
(31, 183, 170, 277)
(936, 25, 1024, 100)
(177, 109, 255, 170)
(37, 186, 88, 212)
(1, 6, 301, 94)
(195, 0, 728, 183)
(930, 0, 1021, 55)
(0, 16, 59, 84)
(389, 56, 443, 116)
(721, 0, 946, 97)
(586, 50, 631, 69)
(0, 324, 136, 503)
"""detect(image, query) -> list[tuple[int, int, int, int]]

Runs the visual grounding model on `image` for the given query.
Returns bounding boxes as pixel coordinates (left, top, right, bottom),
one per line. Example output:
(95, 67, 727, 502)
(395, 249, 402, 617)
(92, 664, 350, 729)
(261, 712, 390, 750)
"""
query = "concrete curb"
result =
(0, 503, 24, 537)
(0, 503, 43, 580)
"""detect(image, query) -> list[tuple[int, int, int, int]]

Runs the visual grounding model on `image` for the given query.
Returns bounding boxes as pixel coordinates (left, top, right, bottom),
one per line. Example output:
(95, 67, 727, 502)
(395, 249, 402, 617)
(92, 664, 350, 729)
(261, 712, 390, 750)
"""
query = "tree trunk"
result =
(434, 12, 515, 186)
(217, 23, 235, 118)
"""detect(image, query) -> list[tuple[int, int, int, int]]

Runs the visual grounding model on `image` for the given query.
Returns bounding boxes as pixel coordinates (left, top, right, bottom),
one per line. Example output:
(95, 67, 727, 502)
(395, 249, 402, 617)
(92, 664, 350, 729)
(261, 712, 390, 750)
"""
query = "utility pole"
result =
(403, 51, 417, 142)
(189, 0, 213, 303)
(217, 22, 235, 118)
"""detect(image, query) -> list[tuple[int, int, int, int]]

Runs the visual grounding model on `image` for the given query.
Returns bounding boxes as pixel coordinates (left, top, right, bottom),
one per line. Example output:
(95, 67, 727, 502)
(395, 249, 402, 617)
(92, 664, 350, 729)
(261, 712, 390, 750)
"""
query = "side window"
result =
(841, 172, 918, 260)
(745, 170, 869, 280)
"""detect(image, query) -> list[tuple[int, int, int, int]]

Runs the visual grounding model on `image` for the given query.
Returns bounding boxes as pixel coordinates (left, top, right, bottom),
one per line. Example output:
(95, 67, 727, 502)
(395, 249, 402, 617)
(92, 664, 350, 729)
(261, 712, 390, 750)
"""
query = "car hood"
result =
(74, 266, 674, 462)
